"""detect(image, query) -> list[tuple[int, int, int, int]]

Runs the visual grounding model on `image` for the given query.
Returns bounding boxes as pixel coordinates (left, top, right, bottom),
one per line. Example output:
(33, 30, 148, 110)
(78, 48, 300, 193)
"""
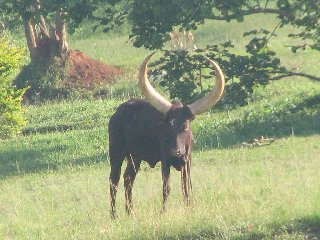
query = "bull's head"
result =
(165, 101, 194, 158)
(139, 52, 225, 168)
(158, 100, 195, 170)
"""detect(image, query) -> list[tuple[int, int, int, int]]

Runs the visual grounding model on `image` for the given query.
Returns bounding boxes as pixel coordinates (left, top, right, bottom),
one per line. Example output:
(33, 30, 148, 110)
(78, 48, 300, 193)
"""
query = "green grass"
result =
(1, 136, 320, 239)
(1, 13, 320, 239)
(69, 35, 150, 70)
(1, 78, 320, 239)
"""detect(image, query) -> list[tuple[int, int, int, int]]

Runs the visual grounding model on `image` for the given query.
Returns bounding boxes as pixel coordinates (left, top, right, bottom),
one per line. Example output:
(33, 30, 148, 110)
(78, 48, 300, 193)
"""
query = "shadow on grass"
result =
(22, 124, 78, 135)
(233, 215, 320, 240)
(0, 148, 46, 178)
(0, 146, 107, 179)
(195, 94, 320, 150)
(129, 215, 320, 239)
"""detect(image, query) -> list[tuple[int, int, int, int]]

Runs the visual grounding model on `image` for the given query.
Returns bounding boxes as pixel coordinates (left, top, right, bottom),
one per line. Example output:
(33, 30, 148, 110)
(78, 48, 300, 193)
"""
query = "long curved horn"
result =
(188, 58, 225, 115)
(139, 52, 172, 114)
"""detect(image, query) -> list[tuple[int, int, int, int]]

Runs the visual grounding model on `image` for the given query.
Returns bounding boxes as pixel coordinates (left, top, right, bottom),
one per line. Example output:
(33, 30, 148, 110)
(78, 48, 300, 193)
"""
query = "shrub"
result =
(0, 35, 27, 139)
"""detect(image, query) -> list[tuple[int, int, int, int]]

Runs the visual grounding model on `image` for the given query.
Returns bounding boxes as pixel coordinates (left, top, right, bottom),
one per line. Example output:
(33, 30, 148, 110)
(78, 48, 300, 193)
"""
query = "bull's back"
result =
(109, 99, 164, 163)
(109, 99, 162, 128)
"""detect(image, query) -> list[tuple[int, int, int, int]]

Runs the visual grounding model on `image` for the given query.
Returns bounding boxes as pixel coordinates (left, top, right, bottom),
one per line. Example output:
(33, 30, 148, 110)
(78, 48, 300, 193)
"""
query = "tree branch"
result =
(31, 22, 39, 46)
(208, 7, 292, 21)
(39, 15, 50, 38)
(266, 21, 282, 40)
(271, 71, 320, 81)
(55, 10, 68, 52)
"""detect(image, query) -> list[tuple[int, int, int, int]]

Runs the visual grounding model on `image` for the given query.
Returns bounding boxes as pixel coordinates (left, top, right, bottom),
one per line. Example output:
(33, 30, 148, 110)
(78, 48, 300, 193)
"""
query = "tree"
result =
(98, 0, 320, 106)
(0, 0, 111, 102)
(0, 0, 101, 63)
(118, 0, 319, 51)
(1, 1, 319, 105)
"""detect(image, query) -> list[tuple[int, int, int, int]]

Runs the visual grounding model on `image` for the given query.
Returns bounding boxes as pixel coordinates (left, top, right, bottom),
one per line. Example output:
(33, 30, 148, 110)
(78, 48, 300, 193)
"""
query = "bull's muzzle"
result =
(170, 148, 186, 158)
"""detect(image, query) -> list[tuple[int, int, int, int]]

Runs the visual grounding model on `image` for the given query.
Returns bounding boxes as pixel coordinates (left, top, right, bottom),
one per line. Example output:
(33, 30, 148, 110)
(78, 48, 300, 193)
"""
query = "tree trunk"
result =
(55, 10, 69, 54)
(23, 12, 69, 64)
(23, 18, 38, 62)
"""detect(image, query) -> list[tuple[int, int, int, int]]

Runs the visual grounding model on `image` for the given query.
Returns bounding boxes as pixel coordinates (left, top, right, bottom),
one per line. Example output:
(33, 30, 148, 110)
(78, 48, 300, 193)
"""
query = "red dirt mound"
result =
(66, 50, 123, 88)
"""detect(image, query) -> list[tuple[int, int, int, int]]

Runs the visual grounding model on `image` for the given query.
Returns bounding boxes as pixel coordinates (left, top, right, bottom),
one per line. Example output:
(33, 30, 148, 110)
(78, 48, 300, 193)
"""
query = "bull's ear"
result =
(185, 106, 195, 120)
(171, 100, 183, 108)
(163, 112, 171, 122)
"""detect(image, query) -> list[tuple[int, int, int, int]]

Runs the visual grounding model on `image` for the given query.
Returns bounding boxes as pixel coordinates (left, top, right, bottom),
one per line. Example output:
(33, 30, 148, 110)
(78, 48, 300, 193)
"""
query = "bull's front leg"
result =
(161, 161, 171, 213)
(181, 159, 191, 206)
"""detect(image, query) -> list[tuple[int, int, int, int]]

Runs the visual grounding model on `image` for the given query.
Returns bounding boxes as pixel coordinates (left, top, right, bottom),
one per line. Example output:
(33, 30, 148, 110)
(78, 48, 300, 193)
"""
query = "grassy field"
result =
(1, 15, 320, 239)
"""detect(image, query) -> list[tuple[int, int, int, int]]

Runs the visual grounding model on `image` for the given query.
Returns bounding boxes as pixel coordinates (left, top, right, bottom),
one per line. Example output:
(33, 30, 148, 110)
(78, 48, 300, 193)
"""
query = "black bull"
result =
(109, 99, 195, 218)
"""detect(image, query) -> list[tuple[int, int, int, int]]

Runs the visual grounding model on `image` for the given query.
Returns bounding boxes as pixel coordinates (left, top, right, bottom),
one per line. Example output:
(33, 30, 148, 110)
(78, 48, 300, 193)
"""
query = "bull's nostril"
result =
(171, 148, 185, 157)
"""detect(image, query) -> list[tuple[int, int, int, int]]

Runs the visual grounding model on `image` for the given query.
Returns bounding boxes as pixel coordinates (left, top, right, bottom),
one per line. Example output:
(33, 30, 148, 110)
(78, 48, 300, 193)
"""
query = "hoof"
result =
(126, 207, 132, 215)
(160, 207, 167, 214)
(110, 210, 118, 220)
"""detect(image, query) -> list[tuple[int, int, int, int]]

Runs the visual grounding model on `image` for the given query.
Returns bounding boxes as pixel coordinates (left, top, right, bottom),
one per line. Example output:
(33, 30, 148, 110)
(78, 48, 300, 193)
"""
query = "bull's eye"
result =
(181, 124, 188, 131)
(170, 119, 176, 127)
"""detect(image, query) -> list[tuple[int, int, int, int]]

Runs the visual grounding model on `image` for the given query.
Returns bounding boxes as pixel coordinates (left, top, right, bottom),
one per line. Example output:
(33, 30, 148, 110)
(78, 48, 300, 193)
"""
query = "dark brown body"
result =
(109, 99, 195, 218)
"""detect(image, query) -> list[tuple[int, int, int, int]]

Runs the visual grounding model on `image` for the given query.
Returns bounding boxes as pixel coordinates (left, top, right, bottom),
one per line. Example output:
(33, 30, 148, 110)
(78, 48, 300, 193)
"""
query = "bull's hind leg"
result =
(109, 161, 123, 219)
(109, 143, 126, 219)
(124, 154, 141, 215)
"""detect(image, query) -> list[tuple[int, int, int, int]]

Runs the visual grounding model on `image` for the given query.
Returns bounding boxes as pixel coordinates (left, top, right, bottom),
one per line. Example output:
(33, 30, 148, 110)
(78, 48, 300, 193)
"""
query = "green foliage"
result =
(286, 1, 320, 51)
(98, 0, 318, 51)
(92, 0, 319, 106)
(0, 35, 27, 139)
(151, 51, 203, 104)
(127, 0, 213, 49)
(152, 33, 286, 107)
(0, 0, 102, 29)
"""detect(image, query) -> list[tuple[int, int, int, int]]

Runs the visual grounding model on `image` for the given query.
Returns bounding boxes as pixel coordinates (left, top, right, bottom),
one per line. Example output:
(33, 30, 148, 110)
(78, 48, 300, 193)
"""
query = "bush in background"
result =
(0, 34, 27, 139)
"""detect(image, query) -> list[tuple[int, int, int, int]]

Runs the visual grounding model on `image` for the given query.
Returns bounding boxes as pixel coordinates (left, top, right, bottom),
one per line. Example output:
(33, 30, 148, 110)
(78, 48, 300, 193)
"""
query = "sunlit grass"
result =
(1, 136, 320, 239)
(69, 35, 150, 70)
